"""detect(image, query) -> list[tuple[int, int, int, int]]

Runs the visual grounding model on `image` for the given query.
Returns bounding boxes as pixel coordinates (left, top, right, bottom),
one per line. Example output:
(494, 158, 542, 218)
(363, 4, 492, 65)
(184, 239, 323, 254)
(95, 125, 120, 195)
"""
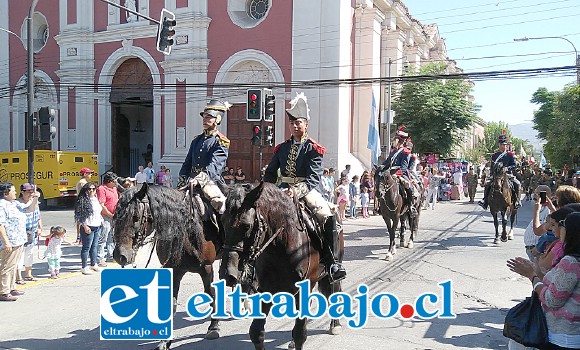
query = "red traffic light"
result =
(250, 94, 258, 101)
(254, 126, 261, 134)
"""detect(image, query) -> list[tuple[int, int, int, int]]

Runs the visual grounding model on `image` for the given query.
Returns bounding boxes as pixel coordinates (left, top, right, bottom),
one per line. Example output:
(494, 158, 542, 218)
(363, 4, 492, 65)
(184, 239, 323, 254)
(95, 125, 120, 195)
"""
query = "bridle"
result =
(223, 205, 284, 259)
(223, 204, 285, 291)
(128, 195, 155, 267)
(378, 171, 399, 212)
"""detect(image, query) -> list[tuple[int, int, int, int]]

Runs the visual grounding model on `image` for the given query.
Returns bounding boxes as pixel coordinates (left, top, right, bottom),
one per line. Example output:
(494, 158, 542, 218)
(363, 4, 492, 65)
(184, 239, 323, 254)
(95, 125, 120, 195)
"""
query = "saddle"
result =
(296, 200, 324, 253)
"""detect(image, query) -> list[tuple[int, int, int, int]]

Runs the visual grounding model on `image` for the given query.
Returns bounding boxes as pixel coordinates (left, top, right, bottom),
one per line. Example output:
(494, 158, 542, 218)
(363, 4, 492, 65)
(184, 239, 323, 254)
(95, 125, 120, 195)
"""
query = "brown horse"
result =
(220, 182, 343, 350)
(488, 163, 517, 244)
(112, 183, 222, 350)
(375, 167, 422, 261)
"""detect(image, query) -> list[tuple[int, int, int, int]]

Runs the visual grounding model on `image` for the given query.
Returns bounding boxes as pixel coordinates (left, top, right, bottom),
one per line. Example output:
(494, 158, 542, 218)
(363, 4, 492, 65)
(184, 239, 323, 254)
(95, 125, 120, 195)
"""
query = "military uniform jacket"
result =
(263, 136, 324, 192)
(491, 151, 517, 172)
(179, 129, 229, 184)
(467, 173, 479, 187)
(382, 147, 411, 174)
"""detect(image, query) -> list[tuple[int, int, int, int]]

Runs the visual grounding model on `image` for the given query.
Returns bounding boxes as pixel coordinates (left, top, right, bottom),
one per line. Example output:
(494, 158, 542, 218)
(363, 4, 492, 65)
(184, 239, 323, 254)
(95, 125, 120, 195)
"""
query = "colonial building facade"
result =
(1, 0, 454, 180)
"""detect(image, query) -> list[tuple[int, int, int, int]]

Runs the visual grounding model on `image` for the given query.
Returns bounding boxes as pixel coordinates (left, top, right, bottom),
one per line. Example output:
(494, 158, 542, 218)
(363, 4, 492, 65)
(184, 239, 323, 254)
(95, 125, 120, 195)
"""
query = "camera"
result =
(539, 191, 547, 204)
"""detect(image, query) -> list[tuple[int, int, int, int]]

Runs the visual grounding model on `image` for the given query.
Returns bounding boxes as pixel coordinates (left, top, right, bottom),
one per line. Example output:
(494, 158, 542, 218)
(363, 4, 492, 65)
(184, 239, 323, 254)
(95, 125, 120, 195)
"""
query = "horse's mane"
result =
(226, 182, 301, 241)
(114, 185, 204, 265)
(492, 162, 506, 177)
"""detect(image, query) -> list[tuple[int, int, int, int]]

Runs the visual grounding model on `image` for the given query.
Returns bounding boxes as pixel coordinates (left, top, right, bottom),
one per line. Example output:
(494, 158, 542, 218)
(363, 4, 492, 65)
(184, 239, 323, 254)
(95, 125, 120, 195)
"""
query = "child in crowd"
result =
(44, 226, 72, 278)
(336, 177, 350, 222)
(361, 186, 370, 218)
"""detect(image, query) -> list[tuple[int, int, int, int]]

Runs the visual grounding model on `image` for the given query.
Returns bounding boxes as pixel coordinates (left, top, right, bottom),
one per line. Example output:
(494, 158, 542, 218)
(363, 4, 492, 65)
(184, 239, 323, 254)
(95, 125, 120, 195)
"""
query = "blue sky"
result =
(403, 0, 580, 125)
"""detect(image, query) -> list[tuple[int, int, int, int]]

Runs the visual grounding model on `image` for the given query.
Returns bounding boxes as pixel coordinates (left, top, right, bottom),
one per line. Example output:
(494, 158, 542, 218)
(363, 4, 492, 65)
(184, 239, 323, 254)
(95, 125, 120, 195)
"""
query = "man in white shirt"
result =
(144, 162, 156, 184)
(134, 166, 147, 185)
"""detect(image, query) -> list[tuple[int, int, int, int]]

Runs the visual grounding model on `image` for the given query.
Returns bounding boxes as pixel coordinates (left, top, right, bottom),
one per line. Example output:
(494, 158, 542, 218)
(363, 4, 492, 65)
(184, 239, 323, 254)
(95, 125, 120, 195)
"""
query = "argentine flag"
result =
(367, 92, 381, 164)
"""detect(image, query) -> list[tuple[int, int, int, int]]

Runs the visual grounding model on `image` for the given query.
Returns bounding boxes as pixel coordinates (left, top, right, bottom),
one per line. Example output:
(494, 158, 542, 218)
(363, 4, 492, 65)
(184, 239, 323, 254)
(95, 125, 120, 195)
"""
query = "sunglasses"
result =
(88, 187, 96, 191)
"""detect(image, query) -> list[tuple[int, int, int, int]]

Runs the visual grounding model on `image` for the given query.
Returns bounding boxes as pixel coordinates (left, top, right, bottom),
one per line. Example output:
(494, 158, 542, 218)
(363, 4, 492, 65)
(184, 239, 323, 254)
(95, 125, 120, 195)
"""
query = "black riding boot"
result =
(513, 182, 522, 209)
(478, 184, 490, 209)
(406, 187, 418, 217)
(322, 216, 346, 283)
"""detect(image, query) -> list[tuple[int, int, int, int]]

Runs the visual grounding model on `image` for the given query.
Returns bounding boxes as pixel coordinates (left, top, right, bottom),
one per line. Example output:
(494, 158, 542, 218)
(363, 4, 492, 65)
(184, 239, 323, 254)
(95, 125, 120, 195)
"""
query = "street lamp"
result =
(513, 36, 579, 85)
(385, 56, 408, 156)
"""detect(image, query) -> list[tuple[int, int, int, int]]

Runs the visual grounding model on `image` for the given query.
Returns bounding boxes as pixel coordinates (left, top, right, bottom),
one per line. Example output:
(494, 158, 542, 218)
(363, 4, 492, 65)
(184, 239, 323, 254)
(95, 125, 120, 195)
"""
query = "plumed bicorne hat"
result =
(498, 130, 509, 144)
(286, 92, 310, 121)
(200, 99, 231, 125)
(395, 125, 409, 140)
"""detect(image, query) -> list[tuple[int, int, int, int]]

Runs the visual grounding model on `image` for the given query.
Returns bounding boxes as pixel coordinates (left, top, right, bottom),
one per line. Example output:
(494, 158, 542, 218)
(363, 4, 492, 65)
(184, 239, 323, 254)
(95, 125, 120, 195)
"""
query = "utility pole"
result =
(27, 0, 39, 184)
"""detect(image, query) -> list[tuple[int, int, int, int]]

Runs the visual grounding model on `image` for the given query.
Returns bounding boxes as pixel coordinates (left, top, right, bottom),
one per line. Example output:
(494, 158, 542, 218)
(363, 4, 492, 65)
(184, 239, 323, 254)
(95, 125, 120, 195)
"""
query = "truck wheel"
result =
(38, 190, 47, 210)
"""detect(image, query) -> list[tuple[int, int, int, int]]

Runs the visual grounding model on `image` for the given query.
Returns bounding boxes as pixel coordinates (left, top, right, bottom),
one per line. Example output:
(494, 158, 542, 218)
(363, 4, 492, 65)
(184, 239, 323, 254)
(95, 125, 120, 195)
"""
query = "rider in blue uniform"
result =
(178, 99, 230, 213)
(478, 133, 522, 210)
(263, 92, 346, 283)
(380, 126, 418, 217)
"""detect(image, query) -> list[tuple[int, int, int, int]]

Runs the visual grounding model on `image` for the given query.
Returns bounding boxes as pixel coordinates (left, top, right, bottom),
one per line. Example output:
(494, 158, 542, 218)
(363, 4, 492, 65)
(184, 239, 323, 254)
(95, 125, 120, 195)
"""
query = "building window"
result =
(247, 0, 269, 20)
(228, 0, 271, 28)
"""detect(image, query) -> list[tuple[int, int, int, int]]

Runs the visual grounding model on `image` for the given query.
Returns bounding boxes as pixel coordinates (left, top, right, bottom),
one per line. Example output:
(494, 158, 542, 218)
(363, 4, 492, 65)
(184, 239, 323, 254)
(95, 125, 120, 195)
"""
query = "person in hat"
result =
(478, 132, 522, 209)
(466, 166, 479, 203)
(76, 168, 94, 195)
(379, 126, 418, 217)
(263, 92, 346, 283)
(178, 99, 230, 214)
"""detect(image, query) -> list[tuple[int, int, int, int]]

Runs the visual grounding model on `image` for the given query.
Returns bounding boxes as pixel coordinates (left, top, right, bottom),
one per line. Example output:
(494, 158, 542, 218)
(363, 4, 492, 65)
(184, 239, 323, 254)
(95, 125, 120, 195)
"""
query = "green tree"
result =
(393, 62, 477, 156)
(479, 121, 512, 157)
(530, 87, 557, 140)
(531, 85, 580, 169)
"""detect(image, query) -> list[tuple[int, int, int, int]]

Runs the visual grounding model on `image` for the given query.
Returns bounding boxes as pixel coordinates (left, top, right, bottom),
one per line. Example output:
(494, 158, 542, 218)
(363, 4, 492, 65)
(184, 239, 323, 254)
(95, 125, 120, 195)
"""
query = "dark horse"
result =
(112, 183, 222, 350)
(488, 163, 517, 244)
(220, 182, 343, 350)
(375, 166, 423, 261)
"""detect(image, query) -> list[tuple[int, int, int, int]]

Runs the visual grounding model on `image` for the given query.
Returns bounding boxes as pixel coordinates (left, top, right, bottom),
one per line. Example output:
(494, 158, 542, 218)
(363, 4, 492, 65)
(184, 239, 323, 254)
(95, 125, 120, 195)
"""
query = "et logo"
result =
(100, 269, 173, 340)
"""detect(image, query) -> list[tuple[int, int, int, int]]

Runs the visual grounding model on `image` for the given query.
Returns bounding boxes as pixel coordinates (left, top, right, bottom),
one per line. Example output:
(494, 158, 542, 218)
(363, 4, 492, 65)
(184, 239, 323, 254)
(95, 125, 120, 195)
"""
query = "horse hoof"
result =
(329, 324, 343, 335)
(508, 230, 514, 240)
(384, 253, 393, 261)
(205, 329, 220, 340)
(406, 240, 414, 249)
(154, 341, 170, 350)
(288, 340, 296, 349)
(493, 237, 500, 244)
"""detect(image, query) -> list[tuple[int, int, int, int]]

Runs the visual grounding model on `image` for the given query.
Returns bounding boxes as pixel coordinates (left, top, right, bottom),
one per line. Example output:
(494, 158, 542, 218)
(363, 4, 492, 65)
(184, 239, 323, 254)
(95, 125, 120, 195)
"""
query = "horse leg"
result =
(501, 211, 508, 242)
(492, 212, 500, 244)
(407, 215, 416, 249)
(318, 277, 343, 335)
(384, 218, 397, 261)
(249, 302, 272, 350)
(153, 268, 186, 350)
(507, 209, 516, 240)
(198, 264, 220, 340)
(399, 216, 406, 248)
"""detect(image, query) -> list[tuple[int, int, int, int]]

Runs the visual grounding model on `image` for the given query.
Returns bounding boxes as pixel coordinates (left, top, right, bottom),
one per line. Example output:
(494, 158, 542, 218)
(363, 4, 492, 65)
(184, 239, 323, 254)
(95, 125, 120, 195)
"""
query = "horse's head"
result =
(491, 163, 507, 187)
(375, 165, 397, 198)
(219, 182, 260, 287)
(112, 182, 154, 266)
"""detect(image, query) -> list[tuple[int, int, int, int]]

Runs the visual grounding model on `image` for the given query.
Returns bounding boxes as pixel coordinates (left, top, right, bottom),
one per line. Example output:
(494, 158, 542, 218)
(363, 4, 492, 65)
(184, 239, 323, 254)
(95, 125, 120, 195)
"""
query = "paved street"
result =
(2, 189, 537, 350)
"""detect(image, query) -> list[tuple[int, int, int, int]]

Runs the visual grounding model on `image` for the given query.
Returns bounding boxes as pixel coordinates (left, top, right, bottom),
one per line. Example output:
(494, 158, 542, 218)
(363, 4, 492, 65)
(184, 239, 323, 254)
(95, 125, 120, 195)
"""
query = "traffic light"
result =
(251, 125, 262, 146)
(156, 9, 176, 55)
(247, 89, 263, 121)
(38, 107, 56, 142)
(264, 93, 275, 122)
(265, 126, 273, 147)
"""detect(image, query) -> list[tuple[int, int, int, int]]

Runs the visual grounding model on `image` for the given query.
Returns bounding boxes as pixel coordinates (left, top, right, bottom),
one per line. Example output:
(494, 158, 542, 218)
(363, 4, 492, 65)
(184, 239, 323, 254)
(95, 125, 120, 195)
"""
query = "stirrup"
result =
(328, 263, 346, 283)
